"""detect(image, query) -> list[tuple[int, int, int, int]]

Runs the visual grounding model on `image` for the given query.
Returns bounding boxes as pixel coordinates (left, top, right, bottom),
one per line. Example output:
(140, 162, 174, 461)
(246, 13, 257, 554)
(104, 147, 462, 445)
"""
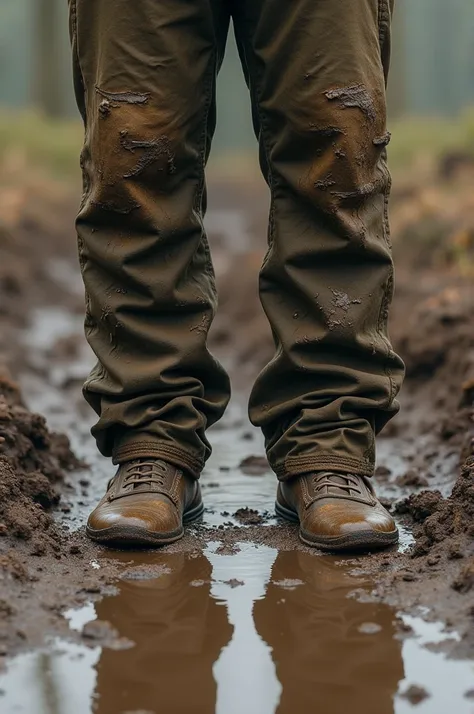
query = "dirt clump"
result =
(224, 579, 244, 588)
(394, 489, 444, 523)
(80, 619, 133, 650)
(408, 457, 474, 557)
(395, 469, 429, 488)
(233, 507, 266, 525)
(399, 684, 430, 705)
(239, 455, 269, 475)
(0, 369, 81, 553)
(380, 455, 474, 650)
(452, 560, 474, 594)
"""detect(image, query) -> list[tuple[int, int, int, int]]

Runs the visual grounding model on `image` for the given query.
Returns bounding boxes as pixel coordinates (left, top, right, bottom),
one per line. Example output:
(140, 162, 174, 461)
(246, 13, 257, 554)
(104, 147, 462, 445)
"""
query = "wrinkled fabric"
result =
(69, 0, 404, 481)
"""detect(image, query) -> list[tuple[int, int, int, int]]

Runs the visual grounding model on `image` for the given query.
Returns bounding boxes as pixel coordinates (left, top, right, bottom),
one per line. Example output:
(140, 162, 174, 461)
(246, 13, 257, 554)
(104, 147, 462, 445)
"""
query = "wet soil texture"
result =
(1, 165, 474, 713)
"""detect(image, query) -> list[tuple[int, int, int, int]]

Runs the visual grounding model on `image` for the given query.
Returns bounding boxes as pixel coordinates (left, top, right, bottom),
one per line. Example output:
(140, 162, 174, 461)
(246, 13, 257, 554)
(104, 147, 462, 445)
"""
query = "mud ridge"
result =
(0, 368, 82, 554)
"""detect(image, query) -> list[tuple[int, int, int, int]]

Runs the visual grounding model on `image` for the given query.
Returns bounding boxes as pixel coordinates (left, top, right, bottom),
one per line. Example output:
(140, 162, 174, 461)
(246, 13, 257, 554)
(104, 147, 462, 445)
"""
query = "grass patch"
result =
(1, 107, 474, 179)
(0, 109, 82, 179)
(389, 109, 474, 170)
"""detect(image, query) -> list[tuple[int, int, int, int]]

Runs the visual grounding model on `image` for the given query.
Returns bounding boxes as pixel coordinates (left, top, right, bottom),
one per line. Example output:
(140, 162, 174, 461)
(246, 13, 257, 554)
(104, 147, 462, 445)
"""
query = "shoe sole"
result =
(86, 501, 204, 549)
(275, 500, 399, 552)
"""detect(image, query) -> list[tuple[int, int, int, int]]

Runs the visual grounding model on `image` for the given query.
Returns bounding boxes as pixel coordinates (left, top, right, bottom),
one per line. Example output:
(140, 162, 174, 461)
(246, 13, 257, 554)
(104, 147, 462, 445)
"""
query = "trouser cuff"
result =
(274, 453, 374, 481)
(112, 440, 204, 479)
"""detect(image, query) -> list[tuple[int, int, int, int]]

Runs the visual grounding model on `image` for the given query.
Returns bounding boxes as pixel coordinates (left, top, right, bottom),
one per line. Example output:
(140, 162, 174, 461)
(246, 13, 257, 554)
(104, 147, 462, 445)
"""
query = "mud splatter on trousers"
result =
(68, 0, 404, 480)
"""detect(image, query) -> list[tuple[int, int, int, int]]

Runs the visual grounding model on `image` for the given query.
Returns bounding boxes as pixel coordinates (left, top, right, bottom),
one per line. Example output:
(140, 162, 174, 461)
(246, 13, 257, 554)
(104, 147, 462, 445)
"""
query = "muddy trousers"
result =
(69, 0, 404, 481)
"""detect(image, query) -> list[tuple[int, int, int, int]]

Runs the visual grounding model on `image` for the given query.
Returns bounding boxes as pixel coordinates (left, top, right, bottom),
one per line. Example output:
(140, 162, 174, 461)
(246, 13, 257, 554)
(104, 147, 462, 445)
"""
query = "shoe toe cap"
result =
(303, 501, 396, 538)
(88, 497, 181, 536)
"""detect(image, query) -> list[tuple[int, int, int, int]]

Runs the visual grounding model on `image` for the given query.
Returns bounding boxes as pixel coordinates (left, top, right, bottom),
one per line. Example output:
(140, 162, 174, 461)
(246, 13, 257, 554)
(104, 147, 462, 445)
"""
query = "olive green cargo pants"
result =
(69, 0, 404, 481)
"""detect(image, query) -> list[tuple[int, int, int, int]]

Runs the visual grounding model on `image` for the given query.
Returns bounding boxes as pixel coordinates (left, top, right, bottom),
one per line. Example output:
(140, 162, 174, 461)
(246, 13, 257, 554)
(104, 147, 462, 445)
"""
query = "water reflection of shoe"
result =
(253, 551, 404, 714)
(276, 471, 398, 551)
(93, 553, 233, 714)
(86, 458, 203, 547)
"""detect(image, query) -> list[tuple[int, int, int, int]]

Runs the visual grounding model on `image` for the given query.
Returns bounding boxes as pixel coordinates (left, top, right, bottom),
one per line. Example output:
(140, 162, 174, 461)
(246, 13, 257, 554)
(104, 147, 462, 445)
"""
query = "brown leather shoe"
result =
(276, 472, 398, 551)
(86, 459, 203, 547)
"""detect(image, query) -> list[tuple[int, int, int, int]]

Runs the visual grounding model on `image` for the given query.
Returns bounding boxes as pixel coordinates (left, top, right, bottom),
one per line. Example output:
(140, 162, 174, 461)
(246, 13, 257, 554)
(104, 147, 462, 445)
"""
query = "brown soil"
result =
(238, 455, 270, 475)
(0, 173, 81, 370)
(1, 159, 474, 665)
(233, 507, 268, 525)
(399, 684, 430, 705)
(0, 370, 81, 548)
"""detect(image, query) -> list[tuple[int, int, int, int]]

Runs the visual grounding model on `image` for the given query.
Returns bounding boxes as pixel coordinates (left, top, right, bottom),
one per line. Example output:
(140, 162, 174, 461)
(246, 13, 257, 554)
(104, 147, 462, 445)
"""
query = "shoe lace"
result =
(122, 459, 168, 490)
(312, 472, 364, 497)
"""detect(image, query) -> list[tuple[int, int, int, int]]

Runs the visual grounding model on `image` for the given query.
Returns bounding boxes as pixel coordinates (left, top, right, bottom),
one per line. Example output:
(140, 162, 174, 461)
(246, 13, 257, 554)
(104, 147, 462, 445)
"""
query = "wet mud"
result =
(0, 369, 81, 548)
(2, 546, 474, 713)
(1, 164, 474, 711)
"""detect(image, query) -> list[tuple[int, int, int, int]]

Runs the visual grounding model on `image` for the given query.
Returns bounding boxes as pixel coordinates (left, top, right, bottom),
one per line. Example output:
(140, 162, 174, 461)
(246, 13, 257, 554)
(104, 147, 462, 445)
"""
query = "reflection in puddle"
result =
(0, 642, 100, 714)
(1, 548, 473, 714)
(209, 543, 281, 714)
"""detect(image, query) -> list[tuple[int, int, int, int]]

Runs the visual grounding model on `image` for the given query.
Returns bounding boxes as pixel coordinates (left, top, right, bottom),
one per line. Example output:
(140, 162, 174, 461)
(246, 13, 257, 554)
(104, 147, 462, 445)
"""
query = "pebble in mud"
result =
(399, 684, 430, 705)
(396, 469, 429, 488)
(214, 542, 241, 556)
(223, 579, 244, 588)
(233, 507, 266, 525)
(358, 622, 383, 635)
(190, 579, 211, 588)
(81, 583, 101, 594)
(375, 465, 392, 479)
(81, 619, 133, 650)
(451, 561, 474, 593)
(238, 455, 269, 475)
(121, 565, 172, 581)
(447, 540, 465, 560)
(395, 619, 414, 636)
(81, 619, 114, 640)
(273, 579, 304, 591)
(0, 600, 15, 617)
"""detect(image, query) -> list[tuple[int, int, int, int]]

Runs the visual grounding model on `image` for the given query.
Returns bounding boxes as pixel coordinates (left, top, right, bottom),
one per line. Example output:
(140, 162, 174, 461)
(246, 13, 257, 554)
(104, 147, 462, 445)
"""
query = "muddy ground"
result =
(1, 157, 474, 708)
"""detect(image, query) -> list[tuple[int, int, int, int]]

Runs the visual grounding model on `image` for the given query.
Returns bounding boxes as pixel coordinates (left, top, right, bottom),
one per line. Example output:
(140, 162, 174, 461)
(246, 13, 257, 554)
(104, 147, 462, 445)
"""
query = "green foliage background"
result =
(1, 0, 474, 152)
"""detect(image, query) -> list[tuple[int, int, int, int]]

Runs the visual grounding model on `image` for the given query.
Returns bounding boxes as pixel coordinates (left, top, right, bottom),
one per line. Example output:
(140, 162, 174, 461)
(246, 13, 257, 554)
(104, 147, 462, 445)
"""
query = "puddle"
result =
(7, 260, 472, 713)
(1, 547, 473, 714)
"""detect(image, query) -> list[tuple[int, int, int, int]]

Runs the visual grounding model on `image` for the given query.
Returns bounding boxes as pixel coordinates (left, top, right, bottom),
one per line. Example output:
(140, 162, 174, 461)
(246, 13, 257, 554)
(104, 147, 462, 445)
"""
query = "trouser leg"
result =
(69, 0, 231, 477)
(233, 0, 405, 479)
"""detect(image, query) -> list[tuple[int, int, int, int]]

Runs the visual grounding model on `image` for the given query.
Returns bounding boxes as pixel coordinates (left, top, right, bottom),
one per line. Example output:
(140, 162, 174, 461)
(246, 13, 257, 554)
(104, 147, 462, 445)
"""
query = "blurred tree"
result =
(35, 0, 62, 116)
(0, 0, 473, 123)
(388, 0, 407, 118)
